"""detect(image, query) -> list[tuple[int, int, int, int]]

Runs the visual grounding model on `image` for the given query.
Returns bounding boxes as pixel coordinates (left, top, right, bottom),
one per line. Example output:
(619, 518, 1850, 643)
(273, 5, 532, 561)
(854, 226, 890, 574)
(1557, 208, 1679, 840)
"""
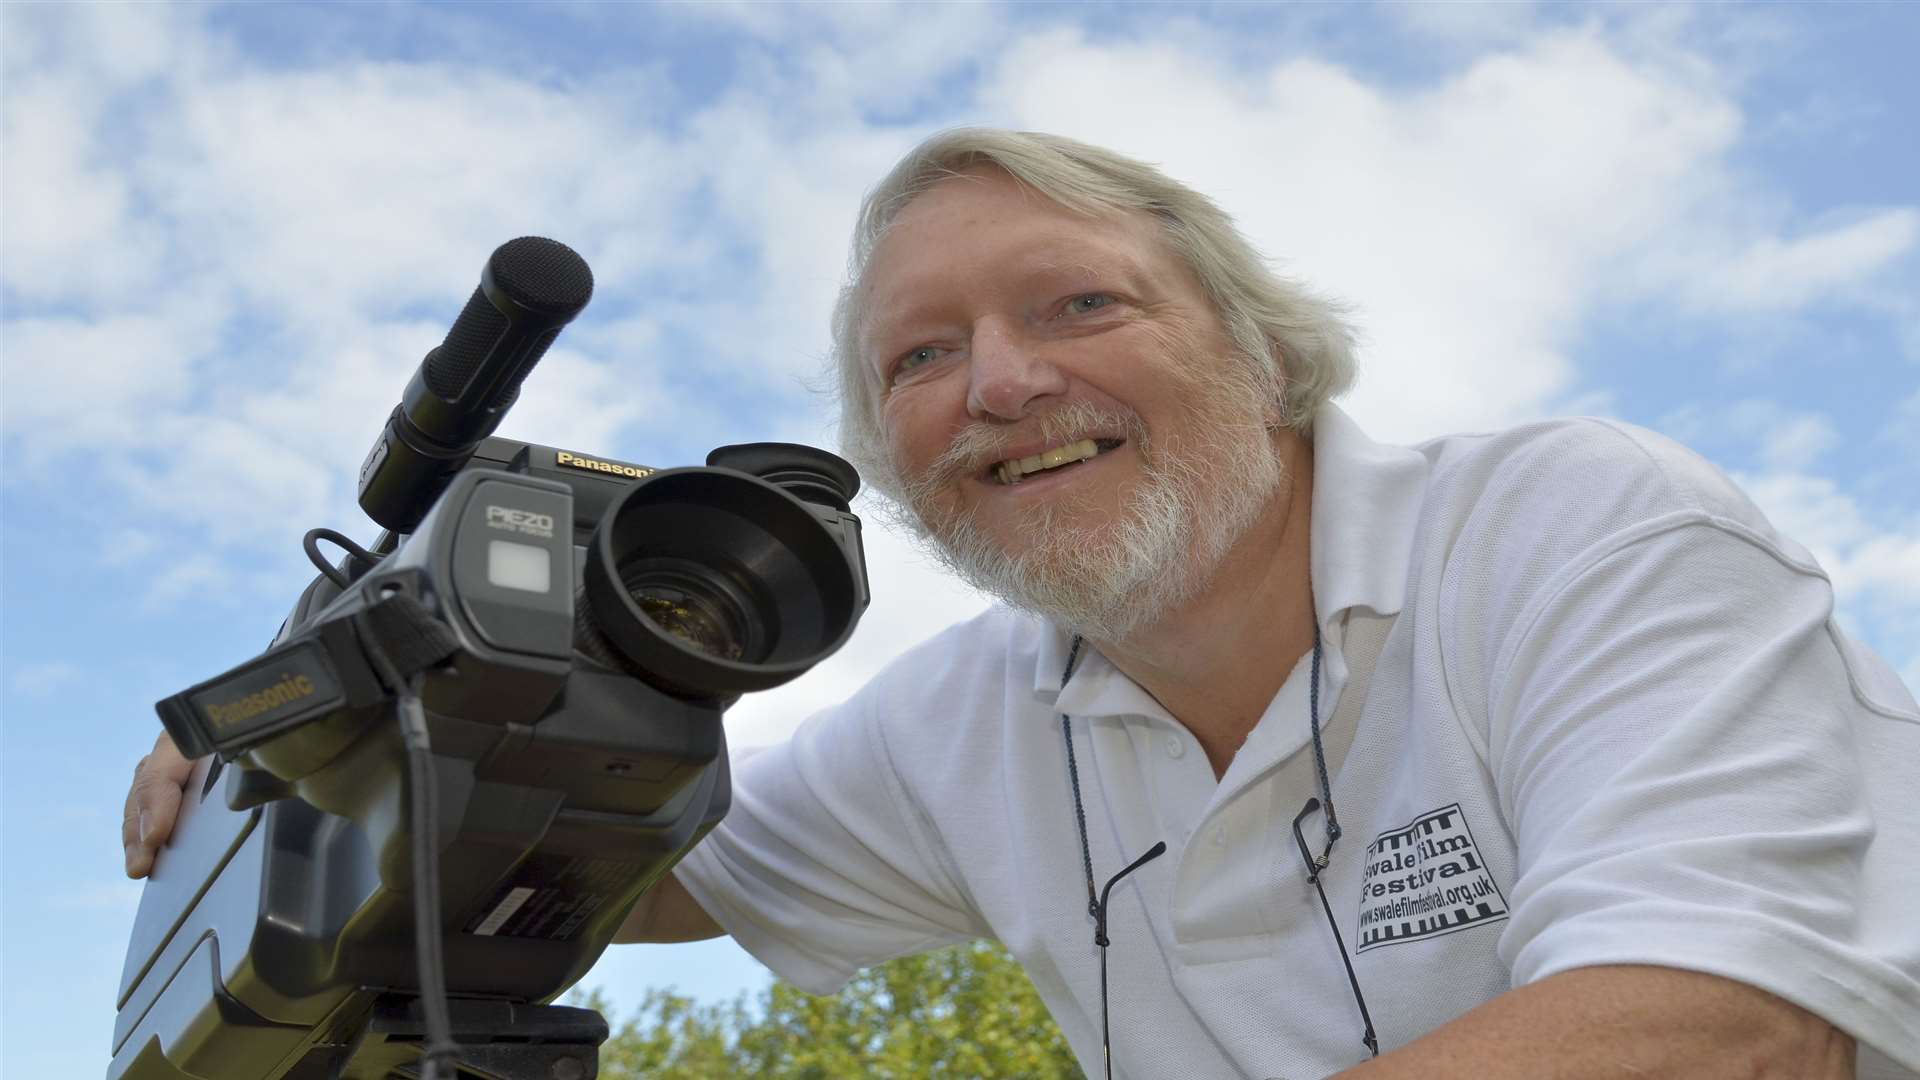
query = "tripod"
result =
(289, 997, 608, 1080)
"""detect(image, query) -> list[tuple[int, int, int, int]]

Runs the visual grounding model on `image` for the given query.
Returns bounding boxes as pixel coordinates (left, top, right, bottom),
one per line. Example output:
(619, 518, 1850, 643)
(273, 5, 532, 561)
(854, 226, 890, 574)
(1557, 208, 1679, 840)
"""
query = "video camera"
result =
(108, 238, 870, 1080)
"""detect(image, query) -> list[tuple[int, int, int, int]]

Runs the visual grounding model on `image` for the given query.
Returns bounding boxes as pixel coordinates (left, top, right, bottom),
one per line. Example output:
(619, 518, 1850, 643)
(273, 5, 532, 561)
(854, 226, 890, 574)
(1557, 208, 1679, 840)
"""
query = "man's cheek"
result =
(886, 445, 927, 493)
(873, 420, 921, 487)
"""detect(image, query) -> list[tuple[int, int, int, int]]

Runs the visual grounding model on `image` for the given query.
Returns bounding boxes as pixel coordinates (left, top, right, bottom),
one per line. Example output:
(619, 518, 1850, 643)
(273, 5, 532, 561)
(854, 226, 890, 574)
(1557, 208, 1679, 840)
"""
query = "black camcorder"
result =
(109, 238, 870, 1080)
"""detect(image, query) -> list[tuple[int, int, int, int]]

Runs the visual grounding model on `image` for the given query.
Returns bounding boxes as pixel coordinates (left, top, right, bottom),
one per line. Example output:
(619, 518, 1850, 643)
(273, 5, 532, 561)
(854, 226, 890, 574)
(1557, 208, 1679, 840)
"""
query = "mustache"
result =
(917, 401, 1147, 488)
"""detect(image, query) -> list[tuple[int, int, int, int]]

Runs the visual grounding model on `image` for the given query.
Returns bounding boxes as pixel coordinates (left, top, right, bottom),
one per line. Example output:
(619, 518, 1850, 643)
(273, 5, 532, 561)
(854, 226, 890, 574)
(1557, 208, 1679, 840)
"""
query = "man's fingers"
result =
(123, 731, 194, 879)
(122, 799, 149, 878)
(137, 773, 188, 847)
(136, 731, 194, 846)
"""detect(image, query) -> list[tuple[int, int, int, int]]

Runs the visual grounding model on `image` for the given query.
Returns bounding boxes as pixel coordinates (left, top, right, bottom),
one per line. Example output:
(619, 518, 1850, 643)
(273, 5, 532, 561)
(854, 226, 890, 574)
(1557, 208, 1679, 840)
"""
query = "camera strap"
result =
(351, 591, 463, 693)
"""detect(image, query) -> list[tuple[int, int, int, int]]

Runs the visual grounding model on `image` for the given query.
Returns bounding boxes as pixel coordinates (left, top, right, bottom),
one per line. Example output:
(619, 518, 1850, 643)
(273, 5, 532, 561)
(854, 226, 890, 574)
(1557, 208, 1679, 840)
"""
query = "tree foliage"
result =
(577, 940, 1084, 1078)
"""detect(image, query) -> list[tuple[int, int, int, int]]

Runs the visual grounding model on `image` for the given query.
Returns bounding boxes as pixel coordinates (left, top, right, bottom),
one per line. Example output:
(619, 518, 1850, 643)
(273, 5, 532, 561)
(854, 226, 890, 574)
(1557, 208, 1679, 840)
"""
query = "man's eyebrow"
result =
(1012, 251, 1159, 305)
(1031, 259, 1109, 286)
(865, 246, 1150, 341)
(865, 296, 948, 345)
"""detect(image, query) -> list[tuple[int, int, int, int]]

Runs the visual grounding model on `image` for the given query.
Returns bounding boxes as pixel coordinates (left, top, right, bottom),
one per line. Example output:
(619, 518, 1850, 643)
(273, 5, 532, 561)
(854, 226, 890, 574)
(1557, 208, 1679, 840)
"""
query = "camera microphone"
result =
(359, 236, 595, 532)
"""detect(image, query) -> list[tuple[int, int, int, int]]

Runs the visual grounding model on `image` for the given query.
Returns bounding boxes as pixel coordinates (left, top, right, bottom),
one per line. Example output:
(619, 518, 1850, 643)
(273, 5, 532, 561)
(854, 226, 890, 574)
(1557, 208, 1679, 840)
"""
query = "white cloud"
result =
(0, 310, 217, 456)
(144, 65, 697, 324)
(1759, 413, 1840, 472)
(1840, 531, 1920, 607)
(1665, 209, 1920, 314)
(654, 109, 912, 386)
(0, 86, 160, 305)
(492, 347, 665, 452)
(1659, 398, 1838, 472)
(0, 5, 209, 305)
(9, 660, 85, 698)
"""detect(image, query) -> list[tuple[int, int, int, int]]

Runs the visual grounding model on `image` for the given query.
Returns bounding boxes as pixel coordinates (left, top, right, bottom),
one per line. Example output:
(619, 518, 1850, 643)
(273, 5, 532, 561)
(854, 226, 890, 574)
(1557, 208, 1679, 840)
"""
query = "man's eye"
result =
(895, 346, 941, 378)
(1065, 294, 1113, 314)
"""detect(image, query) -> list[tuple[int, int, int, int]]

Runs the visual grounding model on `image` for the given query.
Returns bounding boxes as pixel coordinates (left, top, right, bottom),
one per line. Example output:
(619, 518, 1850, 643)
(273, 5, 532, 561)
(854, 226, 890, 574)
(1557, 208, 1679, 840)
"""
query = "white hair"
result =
(829, 128, 1358, 500)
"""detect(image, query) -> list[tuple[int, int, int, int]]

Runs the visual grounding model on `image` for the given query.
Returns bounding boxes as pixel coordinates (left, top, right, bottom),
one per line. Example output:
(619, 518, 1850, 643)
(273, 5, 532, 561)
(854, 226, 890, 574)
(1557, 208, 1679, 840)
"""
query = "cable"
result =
(357, 611, 461, 1080)
(398, 679, 462, 1080)
(303, 528, 381, 590)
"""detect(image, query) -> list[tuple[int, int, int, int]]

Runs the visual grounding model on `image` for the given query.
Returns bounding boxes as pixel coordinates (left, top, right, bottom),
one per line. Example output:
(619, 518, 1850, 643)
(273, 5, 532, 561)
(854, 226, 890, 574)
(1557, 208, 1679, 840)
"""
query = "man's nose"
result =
(965, 323, 1068, 421)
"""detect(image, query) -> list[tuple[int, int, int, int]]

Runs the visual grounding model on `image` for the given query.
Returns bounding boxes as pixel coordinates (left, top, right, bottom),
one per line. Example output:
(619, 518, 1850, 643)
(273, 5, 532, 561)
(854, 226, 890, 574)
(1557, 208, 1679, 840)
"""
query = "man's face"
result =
(859, 168, 1285, 638)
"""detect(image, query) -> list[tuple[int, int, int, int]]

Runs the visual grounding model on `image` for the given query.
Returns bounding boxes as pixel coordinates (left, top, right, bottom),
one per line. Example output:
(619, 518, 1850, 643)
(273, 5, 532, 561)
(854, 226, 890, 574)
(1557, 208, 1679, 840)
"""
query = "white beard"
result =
(895, 372, 1287, 643)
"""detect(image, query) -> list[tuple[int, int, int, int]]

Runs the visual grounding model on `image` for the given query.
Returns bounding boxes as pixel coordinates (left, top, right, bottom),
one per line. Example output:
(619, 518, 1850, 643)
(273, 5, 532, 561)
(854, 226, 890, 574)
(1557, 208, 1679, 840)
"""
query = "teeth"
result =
(994, 438, 1100, 484)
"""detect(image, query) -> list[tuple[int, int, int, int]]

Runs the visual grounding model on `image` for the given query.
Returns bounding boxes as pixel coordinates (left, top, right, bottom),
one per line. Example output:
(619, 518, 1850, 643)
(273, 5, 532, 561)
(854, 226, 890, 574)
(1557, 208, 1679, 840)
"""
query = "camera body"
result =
(110, 237, 870, 1080)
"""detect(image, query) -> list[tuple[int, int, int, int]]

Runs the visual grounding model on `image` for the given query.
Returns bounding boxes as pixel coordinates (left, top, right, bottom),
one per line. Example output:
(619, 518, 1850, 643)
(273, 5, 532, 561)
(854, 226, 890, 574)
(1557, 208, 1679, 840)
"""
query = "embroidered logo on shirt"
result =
(1355, 802, 1508, 952)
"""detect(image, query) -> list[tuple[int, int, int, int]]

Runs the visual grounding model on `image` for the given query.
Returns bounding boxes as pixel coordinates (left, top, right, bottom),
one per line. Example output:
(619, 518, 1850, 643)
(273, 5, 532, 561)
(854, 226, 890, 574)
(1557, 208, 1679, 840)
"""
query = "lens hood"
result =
(583, 467, 860, 697)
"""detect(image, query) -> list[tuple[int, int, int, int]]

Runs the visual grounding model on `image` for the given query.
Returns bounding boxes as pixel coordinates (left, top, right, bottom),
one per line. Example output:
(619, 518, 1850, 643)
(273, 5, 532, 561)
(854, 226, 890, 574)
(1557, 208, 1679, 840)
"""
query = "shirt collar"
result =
(1307, 401, 1431, 634)
(1031, 402, 1431, 711)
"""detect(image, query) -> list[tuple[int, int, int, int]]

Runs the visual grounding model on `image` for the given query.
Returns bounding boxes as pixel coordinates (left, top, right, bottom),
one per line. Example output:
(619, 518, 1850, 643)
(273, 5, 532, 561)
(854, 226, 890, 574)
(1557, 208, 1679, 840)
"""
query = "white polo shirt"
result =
(675, 405, 1920, 1079)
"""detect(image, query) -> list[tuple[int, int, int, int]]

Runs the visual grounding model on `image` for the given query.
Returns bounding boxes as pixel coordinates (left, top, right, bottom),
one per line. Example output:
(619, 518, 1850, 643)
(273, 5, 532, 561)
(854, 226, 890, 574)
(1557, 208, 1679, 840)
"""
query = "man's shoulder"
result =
(829, 603, 1059, 790)
(1412, 415, 1778, 543)
(856, 603, 1053, 715)
(1393, 416, 1821, 678)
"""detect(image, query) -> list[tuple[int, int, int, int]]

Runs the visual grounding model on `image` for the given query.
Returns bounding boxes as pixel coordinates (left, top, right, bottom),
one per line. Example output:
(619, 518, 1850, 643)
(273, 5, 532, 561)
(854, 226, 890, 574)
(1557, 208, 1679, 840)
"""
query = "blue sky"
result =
(3, 2, 1916, 1074)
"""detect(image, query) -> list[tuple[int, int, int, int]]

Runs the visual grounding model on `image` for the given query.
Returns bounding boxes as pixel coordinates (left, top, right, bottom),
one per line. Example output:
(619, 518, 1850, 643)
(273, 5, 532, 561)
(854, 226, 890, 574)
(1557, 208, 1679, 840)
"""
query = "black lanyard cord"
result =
(1061, 624, 1335, 888)
(1060, 635, 1100, 919)
(1060, 620, 1359, 1075)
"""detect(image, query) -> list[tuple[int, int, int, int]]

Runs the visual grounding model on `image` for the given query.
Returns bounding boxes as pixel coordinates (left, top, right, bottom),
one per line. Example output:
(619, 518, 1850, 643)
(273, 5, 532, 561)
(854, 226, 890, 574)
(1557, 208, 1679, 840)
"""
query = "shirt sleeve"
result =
(671, 683, 991, 994)
(1483, 508, 1920, 1069)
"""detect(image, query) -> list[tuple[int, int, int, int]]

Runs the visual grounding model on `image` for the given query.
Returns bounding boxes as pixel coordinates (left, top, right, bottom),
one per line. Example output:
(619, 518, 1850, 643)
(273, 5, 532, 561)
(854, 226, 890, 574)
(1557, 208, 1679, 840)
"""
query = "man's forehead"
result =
(861, 175, 1167, 318)
(866, 223, 1152, 299)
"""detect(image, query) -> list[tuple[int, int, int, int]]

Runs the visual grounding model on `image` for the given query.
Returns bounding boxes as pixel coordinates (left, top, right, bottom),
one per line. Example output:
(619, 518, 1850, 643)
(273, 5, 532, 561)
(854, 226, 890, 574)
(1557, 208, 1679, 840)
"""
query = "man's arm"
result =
(1418, 426, 1920, 1069)
(1338, 965, 1854, 1079)
(613, 870, 724, 944)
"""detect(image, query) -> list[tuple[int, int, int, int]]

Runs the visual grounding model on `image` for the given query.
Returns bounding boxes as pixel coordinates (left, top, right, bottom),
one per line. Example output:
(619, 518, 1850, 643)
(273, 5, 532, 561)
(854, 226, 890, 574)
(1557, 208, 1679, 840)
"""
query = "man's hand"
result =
(1337, 965, 1854, 1080)
(123, 731, 193, 878)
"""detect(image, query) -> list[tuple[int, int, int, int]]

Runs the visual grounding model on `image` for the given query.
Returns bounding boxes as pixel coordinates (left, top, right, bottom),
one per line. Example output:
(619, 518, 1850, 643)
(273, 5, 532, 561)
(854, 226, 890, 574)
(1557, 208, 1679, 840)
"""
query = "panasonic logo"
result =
(556, 450, 655, 481)
(203, 674, 317, 731)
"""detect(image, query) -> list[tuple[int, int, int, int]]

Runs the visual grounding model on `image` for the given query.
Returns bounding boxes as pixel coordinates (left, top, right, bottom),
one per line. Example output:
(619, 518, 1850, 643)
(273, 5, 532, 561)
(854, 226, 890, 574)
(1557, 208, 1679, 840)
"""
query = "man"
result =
(126, 130, 1919, 1078)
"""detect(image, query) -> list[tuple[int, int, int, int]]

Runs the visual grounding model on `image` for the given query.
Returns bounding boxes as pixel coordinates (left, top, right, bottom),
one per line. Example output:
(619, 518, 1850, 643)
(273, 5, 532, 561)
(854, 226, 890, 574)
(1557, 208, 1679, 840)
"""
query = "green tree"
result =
(578, 940, 1084, 1078)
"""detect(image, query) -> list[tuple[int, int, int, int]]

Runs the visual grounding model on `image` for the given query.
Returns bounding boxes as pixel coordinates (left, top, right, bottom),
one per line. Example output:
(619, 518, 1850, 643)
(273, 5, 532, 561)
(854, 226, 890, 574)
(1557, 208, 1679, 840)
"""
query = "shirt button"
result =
(1164, 734, 1185, 759)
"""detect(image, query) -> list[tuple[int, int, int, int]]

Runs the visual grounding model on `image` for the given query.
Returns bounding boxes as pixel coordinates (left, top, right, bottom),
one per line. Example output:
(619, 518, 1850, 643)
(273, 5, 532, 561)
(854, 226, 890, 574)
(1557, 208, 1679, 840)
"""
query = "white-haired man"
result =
(127, 130, 1920, 1079)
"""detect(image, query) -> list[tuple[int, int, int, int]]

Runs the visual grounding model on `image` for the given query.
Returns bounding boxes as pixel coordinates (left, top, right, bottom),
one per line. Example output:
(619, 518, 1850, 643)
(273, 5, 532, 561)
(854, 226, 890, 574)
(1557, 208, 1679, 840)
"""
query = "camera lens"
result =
(620, 558, 756, 662)
(582, 466, 860, 697)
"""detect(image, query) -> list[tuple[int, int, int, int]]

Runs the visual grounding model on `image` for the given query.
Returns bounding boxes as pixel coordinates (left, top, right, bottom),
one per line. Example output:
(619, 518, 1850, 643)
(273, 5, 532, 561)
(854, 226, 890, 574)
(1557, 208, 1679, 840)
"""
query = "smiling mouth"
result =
(990, 438, 1125, 485)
